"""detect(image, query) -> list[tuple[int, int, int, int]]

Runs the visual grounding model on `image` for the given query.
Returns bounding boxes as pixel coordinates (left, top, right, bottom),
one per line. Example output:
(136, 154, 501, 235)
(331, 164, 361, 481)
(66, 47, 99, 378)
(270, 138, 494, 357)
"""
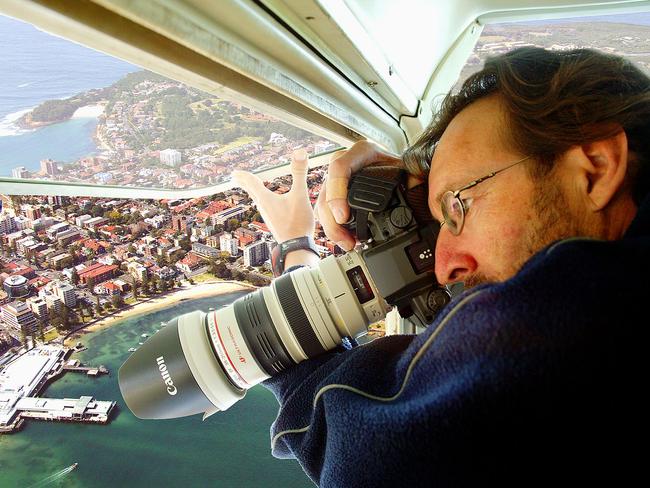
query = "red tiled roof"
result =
(79, 264, 118, 279)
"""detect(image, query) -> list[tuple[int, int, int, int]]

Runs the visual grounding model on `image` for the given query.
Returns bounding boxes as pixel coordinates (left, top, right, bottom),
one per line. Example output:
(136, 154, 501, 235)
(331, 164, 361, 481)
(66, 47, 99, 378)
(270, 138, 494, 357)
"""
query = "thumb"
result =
(231, 170, 272, 204)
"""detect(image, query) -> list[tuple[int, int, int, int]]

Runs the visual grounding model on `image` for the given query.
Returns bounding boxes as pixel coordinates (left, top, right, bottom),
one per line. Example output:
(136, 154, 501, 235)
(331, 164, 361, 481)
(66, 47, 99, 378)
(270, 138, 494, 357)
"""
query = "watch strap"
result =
(271, 236, 319, 277)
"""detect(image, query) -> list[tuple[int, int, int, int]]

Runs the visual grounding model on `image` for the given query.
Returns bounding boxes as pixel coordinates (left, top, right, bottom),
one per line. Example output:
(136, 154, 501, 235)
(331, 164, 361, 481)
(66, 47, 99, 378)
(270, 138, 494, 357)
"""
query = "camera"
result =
(118, 167, 450, 420)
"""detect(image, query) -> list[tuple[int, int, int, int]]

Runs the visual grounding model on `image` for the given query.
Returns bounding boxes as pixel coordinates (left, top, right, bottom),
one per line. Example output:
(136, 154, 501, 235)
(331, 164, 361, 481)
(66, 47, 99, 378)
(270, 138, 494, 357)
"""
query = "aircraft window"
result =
(456, 11, 650, 91)
(0, 14, 341, 193)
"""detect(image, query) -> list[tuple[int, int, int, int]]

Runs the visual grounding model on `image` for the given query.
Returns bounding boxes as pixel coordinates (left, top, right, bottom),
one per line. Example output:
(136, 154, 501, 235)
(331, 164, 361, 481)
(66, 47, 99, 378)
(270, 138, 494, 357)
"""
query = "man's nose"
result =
(434, 229, 478, 285)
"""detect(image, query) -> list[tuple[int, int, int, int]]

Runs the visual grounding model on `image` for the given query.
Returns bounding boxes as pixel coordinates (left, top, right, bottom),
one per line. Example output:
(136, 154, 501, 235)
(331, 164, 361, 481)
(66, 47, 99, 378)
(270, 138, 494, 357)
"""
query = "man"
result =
(233, 47, 649, 487)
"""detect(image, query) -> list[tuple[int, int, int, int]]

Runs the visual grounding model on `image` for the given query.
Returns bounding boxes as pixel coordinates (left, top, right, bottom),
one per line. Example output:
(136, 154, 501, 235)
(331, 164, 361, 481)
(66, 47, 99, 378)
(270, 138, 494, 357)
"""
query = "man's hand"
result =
(316, 140, 403, 250)
(232, 148, 315, 245)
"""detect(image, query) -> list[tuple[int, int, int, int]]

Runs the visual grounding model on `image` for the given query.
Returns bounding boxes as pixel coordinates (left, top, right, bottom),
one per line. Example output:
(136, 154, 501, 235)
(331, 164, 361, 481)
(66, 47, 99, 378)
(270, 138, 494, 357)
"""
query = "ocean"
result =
(0, 13, 140, 176)
(0, 14, 311, 486)
(0, 293, 313, 488)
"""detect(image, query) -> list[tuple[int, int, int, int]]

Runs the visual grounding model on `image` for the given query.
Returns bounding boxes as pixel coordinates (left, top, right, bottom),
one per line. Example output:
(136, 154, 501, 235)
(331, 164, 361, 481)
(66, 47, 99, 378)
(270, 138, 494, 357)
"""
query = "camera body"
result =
(346, 167, 450, 326)
(118, 167, 451, 420)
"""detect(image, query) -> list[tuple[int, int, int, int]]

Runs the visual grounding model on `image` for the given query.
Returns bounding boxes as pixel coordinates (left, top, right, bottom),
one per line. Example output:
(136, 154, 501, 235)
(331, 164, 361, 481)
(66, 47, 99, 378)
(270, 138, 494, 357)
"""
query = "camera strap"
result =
(347, 167, 401, 241)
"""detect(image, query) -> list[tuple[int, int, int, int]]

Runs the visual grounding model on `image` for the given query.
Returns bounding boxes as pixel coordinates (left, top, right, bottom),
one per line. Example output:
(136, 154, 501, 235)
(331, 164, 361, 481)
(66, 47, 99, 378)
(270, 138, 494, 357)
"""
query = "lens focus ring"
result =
(274, 274, 326, 359)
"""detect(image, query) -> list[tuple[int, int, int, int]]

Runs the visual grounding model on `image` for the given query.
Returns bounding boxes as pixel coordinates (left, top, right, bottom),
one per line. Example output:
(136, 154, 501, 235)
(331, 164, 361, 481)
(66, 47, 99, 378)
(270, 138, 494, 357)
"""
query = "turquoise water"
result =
(0, 293, 313, 488)
(0, 117, 100, 176)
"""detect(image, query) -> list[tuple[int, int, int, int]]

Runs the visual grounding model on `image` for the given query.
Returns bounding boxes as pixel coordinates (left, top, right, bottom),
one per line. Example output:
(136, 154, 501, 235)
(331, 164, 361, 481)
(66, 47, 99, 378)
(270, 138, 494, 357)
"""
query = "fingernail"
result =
(333, 207, 345, 224)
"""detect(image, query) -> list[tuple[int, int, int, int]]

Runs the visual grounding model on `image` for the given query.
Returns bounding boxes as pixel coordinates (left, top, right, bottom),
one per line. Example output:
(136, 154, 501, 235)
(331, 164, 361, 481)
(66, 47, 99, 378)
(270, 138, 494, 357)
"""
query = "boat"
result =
(141, 333, 149, 338)
(128, 347, 137, 352)
(71, 463, 78, 470)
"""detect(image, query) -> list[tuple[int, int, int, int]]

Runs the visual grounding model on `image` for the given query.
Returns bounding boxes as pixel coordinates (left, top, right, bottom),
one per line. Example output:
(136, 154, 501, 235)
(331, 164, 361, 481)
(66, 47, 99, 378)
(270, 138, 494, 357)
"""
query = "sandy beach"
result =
(72, 104, 106, 118)
(63, 280, 254, 347)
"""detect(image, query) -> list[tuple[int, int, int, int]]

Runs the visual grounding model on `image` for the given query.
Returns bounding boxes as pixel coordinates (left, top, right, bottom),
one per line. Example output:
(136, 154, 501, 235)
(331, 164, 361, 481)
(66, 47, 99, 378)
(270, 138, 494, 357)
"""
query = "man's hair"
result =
(403, 46, 650, 204)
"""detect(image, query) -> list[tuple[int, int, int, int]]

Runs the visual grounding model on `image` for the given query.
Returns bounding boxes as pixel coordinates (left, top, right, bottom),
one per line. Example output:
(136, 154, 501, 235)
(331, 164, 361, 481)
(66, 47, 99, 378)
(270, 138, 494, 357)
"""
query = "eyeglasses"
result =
(440, 155, 531, 235)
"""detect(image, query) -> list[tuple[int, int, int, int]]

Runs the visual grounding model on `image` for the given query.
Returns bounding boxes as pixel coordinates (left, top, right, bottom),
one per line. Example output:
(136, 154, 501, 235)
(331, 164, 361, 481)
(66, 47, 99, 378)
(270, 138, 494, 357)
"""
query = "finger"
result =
(231, 170, 272, 204)
(316, 180, 356, 250)
(289, 148, 309, 194)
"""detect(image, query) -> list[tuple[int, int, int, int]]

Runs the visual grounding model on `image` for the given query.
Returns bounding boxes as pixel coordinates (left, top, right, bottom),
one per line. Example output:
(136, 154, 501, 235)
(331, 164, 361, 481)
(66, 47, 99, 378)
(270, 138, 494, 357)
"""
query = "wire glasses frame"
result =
(440, 155, 532, 235)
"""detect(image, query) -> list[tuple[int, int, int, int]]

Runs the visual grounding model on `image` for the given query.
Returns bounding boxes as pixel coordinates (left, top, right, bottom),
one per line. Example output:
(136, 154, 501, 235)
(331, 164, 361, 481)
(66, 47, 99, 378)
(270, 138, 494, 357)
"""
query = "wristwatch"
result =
(271, 236, 319, 277)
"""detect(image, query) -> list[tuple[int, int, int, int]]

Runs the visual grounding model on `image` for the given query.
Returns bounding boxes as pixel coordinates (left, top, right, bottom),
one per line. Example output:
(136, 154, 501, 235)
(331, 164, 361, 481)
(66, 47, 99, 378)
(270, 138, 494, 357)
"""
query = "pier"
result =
(0, 345, 116, 434)
(62, 359, 109, 377)
(16, 395, 116, 424)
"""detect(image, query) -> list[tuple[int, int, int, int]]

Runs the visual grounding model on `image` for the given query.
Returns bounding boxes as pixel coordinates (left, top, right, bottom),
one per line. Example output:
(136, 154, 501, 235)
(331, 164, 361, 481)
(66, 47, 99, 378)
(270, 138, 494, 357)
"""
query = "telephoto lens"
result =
(118, 253, 389, 420)
(119, 166, 449, 421)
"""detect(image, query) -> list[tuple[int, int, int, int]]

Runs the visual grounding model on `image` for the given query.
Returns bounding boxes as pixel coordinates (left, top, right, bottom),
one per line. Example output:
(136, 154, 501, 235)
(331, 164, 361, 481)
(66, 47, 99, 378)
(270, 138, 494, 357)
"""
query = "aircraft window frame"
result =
(3, 1, 650, 198)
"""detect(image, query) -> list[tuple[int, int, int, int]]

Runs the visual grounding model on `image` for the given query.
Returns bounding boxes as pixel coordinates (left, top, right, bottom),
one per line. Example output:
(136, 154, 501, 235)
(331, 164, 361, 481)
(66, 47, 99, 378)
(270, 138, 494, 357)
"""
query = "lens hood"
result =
(118, 316, 219, 419)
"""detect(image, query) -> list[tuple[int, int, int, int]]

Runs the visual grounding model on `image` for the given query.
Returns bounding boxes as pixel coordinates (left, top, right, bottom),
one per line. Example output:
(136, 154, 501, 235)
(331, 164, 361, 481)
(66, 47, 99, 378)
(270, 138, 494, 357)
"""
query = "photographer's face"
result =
(428, 95, 577, 287)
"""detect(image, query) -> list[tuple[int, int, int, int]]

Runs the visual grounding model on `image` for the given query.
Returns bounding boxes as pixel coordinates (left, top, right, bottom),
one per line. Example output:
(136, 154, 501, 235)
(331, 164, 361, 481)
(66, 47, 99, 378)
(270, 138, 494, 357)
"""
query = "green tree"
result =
(38, 321, 45, 343)
(225, 218, 240, 232)
(111, 294, 125, 309)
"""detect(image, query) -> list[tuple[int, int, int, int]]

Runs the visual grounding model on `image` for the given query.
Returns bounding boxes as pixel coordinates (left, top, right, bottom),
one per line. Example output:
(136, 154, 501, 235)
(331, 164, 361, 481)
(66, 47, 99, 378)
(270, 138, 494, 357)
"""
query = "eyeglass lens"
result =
(441, 190, 464, 235)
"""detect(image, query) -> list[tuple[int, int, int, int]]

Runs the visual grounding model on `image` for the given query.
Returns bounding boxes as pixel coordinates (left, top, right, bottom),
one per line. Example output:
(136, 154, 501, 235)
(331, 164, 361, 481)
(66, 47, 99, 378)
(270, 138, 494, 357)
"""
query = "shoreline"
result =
(62, 280, 254, 347)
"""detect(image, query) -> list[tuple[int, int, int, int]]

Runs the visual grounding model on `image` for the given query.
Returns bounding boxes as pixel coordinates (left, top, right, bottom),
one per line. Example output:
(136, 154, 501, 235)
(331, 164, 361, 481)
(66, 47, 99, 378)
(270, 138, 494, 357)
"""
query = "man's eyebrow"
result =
(431, 174, 474, 206)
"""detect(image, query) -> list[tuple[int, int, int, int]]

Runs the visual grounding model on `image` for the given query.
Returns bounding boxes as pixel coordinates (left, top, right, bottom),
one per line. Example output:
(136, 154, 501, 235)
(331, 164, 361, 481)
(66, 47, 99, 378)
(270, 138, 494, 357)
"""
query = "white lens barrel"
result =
(203, 307, 271, 390)
(315, 252, 389, 339)
(178, 310, 247, 411)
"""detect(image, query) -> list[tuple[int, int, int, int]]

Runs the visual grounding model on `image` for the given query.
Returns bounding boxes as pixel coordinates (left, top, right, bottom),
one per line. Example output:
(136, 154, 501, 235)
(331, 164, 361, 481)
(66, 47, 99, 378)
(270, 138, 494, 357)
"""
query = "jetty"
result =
(0, 345, 116, 434)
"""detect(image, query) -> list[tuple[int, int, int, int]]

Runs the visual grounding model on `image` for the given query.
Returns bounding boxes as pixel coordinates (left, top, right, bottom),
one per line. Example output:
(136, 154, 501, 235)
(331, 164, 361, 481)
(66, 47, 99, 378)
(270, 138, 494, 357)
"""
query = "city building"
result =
(211, 205, 247, 226)
(78, 263, 119, 285)
(55, 282, 77, 308)
(171, 214, 190, 234)
(175, 252, 207, 276)
(85, 216, 108, 230)
(56, 228, 81, 246)
(126, 261, 148, 282)
(243, 240, 269, 267)
(47, 195, 65, 206)
(219, 232, 239, 256)
(156, 266, 176, 281)
(24, 206, 41, 221)
(234, 227, 260, 247)
(191, 242, 220, 259)
(206, 235, 220, 248)
(26, 296, 48, 321)
(40, 158, 58, 176)
(38, 280, 76, 311)
(0, 214, 15, 235)
(75, 214, 92, 227)
(1, 301, 38, 334)
(11, 167, 29, 179)
(160, 148, 182, 167)
(3, 275, 29, 299)
(30, 216, 54, 232)
(46, 222, 70, 239)
(38, 289, 62, 314)
(12, 215, 30, 231)
(49, 253, 73, 270)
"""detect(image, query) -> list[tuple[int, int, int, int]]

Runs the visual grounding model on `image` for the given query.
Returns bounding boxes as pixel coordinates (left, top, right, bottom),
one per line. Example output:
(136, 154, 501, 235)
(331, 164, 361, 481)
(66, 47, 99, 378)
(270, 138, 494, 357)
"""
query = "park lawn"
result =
(214, 136, 262, 154)
(44, 329, 60, 343)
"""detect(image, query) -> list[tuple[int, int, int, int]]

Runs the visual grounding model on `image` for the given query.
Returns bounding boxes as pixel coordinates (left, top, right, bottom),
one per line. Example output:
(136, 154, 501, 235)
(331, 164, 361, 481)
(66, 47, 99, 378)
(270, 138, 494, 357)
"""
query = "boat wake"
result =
(28, 463, 78, 487)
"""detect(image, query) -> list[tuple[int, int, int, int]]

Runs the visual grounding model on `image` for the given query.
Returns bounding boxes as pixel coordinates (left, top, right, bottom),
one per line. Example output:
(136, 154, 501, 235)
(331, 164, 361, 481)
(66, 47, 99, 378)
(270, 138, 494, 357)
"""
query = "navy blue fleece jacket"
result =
(261, 194, 650, 487)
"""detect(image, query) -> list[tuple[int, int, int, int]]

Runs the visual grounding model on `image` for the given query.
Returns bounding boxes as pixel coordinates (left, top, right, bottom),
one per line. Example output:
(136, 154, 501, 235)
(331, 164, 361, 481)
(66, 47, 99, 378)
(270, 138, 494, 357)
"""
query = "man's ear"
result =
(576, 130, 629, 211)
